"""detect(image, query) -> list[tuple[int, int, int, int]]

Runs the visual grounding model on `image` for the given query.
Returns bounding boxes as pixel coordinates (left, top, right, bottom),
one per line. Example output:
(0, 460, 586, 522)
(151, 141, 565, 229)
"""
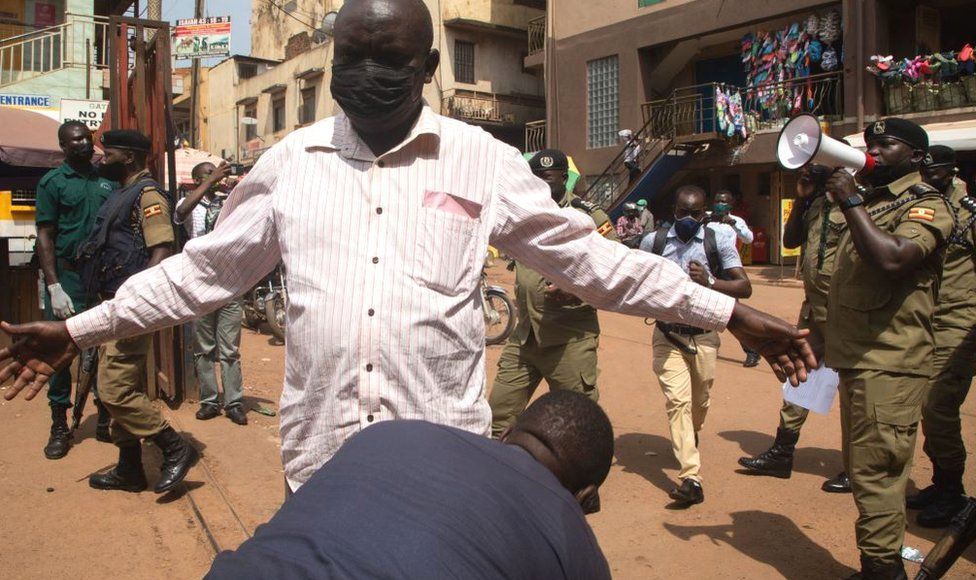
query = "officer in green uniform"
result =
(489, 149, 618, 440)
(33, 120, 116, 459)
(824, 118, 953, 580)
(79, 130, 199, 495)
(737, 163, 851, 492)
(906, 145, 976, 528)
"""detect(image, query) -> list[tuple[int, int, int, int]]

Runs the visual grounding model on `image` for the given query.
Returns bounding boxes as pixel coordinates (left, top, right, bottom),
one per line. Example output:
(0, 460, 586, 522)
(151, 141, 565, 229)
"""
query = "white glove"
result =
(48, 283, 75, 319)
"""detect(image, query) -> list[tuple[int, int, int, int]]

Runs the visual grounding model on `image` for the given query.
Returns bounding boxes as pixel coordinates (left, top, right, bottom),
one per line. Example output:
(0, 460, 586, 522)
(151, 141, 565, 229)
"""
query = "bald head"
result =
(331, 0, 440, 140)
(334, 0, 434, 63)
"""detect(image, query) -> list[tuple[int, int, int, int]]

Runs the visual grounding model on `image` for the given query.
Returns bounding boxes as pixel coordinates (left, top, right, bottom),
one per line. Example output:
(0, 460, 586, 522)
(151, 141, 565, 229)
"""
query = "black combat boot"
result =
(917, 467, 967, 528)
(44, 404, 73, 459)
(151, 427, 199, 494)
(737, 427, 799, 478)
(846, 556, 907, 580)
(821, 471, 852, 493)
(89, 444, 148, 492)
(94, 399, 112, 443)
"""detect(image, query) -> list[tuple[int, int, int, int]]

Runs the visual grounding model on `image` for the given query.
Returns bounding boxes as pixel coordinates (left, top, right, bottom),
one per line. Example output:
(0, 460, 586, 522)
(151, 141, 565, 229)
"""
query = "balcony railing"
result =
(528, 16, 545, 55)
(0, 14, 110, 88)
(442, 90, 544, 126)
(525, 120, 546, 152)
(640, 72, 843, 139)
(882, 78, 976, 116)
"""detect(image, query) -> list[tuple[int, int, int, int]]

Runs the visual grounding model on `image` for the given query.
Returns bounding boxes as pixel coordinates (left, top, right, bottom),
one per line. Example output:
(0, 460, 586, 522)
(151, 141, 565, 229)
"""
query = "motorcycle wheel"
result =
(484, 288, 516, 346)
(265, 292, 287, 342)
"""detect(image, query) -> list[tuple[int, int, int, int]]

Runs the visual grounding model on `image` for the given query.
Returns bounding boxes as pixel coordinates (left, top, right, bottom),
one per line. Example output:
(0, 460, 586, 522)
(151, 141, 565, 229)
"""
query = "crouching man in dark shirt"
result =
(207, 390, 614, 580)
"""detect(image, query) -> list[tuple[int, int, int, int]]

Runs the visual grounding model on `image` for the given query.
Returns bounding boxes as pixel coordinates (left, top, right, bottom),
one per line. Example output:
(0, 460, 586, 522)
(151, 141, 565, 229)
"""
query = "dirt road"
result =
(2, 268, 975, 579)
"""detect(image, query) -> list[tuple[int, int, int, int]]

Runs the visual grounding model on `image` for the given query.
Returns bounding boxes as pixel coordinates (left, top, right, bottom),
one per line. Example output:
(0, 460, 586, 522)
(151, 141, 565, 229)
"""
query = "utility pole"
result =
(189, 0, 204, 149)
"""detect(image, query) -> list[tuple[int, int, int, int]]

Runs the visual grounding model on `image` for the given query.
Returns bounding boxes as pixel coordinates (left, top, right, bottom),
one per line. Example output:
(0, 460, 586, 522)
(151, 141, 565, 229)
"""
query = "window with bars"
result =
(272, 95, 286, 133)
(300, 86, 316, 125)
(454, 40, 475, 84)
(587, 55, 619, 149)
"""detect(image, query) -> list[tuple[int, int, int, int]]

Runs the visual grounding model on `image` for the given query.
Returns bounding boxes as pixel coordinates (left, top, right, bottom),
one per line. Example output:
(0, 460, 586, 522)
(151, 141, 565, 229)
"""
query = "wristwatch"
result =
(706, 272, 716, 288)
(839, 193, 865, 211)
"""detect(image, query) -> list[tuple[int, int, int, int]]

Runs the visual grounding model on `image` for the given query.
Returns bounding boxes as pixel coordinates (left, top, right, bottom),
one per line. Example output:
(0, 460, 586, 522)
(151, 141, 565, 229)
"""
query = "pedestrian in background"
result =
(620, 129, 642, 186)
(637, 198, 654, 231)
(77, 129, 199, 495)
(174, 161, 248, 426)
(34, 120, 116, 458)
(616, 202, 644, 248)
(908, 145, 976, 528)
(737, 164, 851, 494)
(641, 185, 752, 507)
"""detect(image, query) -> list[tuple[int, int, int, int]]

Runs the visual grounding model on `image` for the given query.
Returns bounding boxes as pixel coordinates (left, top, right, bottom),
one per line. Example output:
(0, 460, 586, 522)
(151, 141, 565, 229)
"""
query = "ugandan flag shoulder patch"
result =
(907, 207, 935, 222)
(143, 203, 163, 219)
(597, 222, 613, 237)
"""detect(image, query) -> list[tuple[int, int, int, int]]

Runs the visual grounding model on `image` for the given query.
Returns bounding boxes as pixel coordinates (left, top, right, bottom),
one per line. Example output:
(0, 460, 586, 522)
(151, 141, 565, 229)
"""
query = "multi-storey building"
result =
(199, 0, 546, 164)
(534, 0, 976, 264)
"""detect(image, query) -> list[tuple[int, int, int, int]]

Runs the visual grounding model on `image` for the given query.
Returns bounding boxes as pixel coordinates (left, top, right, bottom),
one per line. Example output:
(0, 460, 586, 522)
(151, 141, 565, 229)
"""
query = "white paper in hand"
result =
(782, 366, 839, 415)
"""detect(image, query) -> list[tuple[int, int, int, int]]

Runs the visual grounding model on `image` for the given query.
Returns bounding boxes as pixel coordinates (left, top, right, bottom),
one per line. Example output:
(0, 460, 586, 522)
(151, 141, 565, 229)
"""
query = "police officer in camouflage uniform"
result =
(825, 118, 953, 580)
(489, 149, 618, 441)
(737, 164, 851, 493)
(906, 145, 976, 528)
(79, 130, 199, 495)
(34, 120, 116, 459)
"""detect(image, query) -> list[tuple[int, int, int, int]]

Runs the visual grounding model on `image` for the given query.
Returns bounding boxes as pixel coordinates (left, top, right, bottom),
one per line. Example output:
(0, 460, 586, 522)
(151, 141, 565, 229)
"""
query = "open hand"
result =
(726, 303, 817, 386)
(0, 321, 80, 401)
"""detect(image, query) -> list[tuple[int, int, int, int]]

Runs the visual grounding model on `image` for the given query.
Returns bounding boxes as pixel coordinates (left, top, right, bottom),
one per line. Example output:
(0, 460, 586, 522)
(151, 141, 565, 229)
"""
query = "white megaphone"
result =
(777, 113, 875, 174)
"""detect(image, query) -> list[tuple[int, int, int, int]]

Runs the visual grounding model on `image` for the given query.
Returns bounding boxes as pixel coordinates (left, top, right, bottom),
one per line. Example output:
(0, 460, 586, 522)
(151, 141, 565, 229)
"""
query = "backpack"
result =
(647, 225, 729, 280)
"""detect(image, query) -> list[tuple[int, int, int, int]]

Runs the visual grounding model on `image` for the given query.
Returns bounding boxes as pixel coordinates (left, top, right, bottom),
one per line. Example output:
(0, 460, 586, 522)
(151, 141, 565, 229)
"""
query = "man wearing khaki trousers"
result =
(640, 185, 752, 507)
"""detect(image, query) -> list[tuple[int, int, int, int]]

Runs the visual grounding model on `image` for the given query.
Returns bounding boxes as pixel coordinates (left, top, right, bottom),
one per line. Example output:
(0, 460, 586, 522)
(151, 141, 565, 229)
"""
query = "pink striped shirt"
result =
(67, 107, 735, 488)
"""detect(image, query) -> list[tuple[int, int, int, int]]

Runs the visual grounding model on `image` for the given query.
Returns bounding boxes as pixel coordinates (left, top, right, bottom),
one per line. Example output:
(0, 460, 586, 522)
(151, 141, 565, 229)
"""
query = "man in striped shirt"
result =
(0, 0, 815, 492)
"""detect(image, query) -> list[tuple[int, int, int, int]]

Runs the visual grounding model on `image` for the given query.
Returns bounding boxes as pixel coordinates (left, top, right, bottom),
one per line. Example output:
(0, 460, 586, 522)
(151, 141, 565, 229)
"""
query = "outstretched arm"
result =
(489, 149, 815, 383)
(1, 145, 287, 399)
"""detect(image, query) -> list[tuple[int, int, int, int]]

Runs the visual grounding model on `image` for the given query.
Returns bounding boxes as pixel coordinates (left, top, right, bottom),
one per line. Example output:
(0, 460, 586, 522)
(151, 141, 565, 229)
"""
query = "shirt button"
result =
(376, 207, 383, 215)
(366, 363, 373, 372)
(367, 308, 375, 316)
(367, 414, 374, 422)
(377, 161, 385, 168)
(372, 257, 379, 264)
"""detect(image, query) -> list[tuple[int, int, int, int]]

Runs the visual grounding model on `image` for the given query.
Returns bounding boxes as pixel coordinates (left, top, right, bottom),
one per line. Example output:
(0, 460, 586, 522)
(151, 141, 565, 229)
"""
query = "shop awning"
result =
(0, 107, 63, 168)
(845, 119, 976, 152)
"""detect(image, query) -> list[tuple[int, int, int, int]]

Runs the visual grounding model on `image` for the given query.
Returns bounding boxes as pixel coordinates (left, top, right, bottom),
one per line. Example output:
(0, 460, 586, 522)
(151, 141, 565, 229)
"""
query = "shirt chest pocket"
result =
(836, 285, 893, 337)
(59, 184, 89, 212)
(413, 207, 480, 296)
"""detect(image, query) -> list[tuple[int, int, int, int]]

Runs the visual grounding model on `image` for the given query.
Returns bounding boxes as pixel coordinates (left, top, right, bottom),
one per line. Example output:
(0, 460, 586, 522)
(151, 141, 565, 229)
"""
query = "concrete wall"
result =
(548, 0, 839, 176)
(441, 0, 540, 30)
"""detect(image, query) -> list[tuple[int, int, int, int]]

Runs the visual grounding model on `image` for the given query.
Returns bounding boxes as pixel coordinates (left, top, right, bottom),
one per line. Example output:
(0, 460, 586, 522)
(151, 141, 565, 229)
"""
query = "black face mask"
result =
(331, 60, 422, 120)
(68, 142, 95, 161)
(99, 161, 126, 183)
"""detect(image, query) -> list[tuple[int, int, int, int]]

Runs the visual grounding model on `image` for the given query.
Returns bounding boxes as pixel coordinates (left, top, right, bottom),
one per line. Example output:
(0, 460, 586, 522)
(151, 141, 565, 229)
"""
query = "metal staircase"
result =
(583, 83, 723, 217)
(0, 15, 109, 89)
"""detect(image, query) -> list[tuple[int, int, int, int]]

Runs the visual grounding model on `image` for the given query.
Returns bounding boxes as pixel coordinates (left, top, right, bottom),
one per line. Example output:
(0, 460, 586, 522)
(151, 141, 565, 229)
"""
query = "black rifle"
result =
(70, 347, 99, 431)
(915, 497, 976, 579)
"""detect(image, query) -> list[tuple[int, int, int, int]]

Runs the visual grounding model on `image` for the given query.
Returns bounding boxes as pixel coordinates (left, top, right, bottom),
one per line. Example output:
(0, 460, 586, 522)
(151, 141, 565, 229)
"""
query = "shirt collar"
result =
(883, 171, 923, 197)
(307, 105, 441, 162)
(60, 161, 95, 178)
(123, 169, 151, 187)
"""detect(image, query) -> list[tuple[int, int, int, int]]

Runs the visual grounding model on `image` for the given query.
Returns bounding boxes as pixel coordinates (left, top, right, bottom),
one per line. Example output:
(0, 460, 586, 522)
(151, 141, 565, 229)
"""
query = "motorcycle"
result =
(482, 268, 516, 345)
(242, 263, 288, 342)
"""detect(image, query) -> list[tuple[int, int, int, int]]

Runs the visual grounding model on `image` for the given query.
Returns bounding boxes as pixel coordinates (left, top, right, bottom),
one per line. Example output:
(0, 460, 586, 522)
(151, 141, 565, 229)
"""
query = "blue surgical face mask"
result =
(674, 215, 703, 242)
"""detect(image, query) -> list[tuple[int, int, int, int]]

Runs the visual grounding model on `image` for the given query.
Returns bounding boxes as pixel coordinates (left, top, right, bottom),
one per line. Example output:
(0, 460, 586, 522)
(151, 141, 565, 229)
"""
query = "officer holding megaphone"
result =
(820, 118, 954, 579)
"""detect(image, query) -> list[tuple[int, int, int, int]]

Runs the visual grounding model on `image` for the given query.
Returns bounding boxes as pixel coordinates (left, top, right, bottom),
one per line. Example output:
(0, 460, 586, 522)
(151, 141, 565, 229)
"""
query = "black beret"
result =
(863, 117, 928, 151)
(528, 149, 569, 174)
(923, 144, 956, 168)
(101, 129, 152, 153)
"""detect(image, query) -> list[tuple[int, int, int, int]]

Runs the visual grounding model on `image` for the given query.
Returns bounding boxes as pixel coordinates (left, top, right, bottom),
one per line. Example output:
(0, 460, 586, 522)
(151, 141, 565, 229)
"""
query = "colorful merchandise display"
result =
(866, 43, 976, 114)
